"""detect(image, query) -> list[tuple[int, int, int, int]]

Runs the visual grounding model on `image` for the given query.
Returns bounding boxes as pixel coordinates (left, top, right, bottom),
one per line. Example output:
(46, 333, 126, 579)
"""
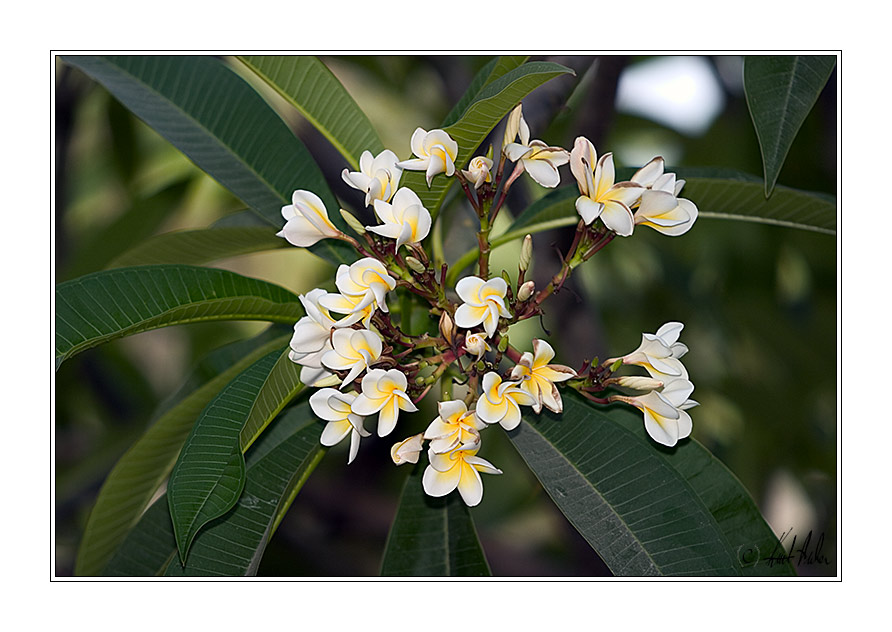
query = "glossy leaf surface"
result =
(104, 404, 324, 576)
(380, 462, 491, 576)
(74, 333, 290, 576)
(167, 350, 278, 562)
(238, 55, 384, 170)
(744, 55, 836, 195)
(61, 55, 354, 265)
(509, 391, 794, 576)
(55, 264, 303, 368)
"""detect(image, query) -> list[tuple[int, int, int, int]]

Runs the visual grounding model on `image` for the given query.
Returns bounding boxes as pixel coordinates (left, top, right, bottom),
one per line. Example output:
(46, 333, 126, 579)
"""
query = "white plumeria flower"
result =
(503, 107, 569, 188)
(423, 400, 487, 454)
(615, 379, 697, 447)
(509, 339, 576, 414)
(391, 433, 425, 465)
(475, 372, 536, 431)
(341, 149, 402, 207)
(422, 441, 502, 507)
(618, 322, 689, 384)
(367, 187, 432, 250)
(319, 258, 397, 326)
(569, 136, 644, 236)
(321, 328, 383, 389)
(288, 289, 337, 368)
(630, 156, 686, 196)
(276, 190, 341, 247)
(396, 128, 459, 187)
(634, 189, 699, 237)
(454, 276, 512, 338)
(463, 332, 491, 359)
(310, 388, 370, 464)
(351, 368, 418, 437)
(462, 156, 493, 189)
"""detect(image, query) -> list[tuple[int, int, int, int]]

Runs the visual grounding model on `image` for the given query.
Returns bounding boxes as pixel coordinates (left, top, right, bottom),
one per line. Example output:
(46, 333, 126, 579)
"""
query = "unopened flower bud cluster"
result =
(277, 103, 699, 506)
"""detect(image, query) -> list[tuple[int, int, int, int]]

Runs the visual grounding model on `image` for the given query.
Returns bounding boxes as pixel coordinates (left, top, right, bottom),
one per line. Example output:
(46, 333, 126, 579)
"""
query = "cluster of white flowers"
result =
(278, 102, 701, 506)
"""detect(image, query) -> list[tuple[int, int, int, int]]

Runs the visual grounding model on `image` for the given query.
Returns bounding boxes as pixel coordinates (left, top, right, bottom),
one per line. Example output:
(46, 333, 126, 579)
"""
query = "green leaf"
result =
(743, 55, 836, 196)
(238, 55, 384, 170)
(449, 170, 835, 283)
(104, 404, 325, 576)
(168, 349, 285, 563)
(400, 61, 574, 220)
(166, 404, 324, 576)
(74, 332, 291, 576)
(64, 179, 191, 279)
(55, 264, 303, 369)
(108, 226, 286, 268)
(509, 391, 793, 576)
(61, 55, 354, 266)
(238, 348, 304, 452)
(680, 170, 836, 234)
(441, 56, 529, 127)
(380, 461, 491, 577)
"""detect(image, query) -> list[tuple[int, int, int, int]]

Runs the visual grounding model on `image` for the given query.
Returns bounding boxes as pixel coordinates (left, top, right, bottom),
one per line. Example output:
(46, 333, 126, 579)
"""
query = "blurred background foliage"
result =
(55, 55, 836, 576)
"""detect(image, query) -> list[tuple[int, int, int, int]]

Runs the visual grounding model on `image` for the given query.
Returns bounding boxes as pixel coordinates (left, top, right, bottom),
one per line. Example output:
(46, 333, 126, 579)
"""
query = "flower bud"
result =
(517, 280, 535, 302)
(519, 234, 532, 272)
(339, 208, 366, 235)
(439, 311, 455, 344)
(405, 256, 426, 274)
(497, 335, 509, 353)
(614, 376, 664, 391)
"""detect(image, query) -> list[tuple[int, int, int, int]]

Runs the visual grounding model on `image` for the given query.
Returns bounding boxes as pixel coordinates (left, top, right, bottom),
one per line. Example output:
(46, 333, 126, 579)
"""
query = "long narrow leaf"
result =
(744, 55, 836, 195)
(74, 332, 290, 576)
(104, 404, 324, 576)
(509, 391, 793, 576)
(441, 55, 529, 127)
(380, 462, 491, 577)
(238, 55, 384, 170)
(61, 55, 354, 265)
(55, 264, 303, 369)
(167, 350, 281, 563)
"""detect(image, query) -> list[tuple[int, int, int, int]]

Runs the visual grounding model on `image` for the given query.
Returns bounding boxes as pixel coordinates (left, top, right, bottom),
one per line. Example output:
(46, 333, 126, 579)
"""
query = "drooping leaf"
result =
(60, 55, 354, 266)
(509, 391, 793, 576)
(380, 461, 491, 577)
(441, 55, 529, 127)
(104, 404, 325, 576)
(165, 404, 324, 576)
(400, 61, 574, 220)
(108, 226, 286, 268)
(167, 349, 287, 563)
(238, 55, 384, 170)
(75, 332, 291, 576)
(55, 264, 303, 369)
(743, 55, 836, 195)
